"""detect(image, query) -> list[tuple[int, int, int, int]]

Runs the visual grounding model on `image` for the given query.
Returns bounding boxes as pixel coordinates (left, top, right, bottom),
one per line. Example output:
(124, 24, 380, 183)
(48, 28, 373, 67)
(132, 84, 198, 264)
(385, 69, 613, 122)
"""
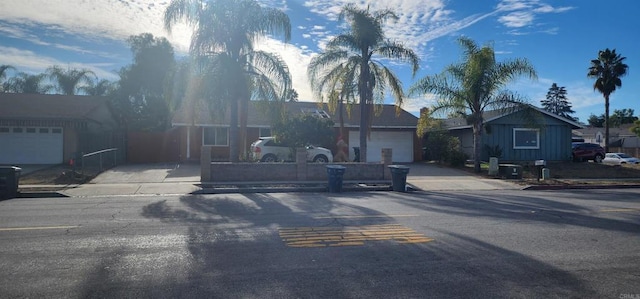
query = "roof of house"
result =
(0, 93, 110, 121)
(172, 100, 418, 129)
(573, 124, 637, 138)
(442, 105, 584, 130)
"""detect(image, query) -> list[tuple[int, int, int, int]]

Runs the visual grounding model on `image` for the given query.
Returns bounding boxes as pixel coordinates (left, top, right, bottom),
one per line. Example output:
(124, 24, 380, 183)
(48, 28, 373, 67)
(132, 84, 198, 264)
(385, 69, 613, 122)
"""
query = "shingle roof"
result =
(0, 93, 109, 121)
(441, 105, 583, 130)
(172, 100, 418, 128)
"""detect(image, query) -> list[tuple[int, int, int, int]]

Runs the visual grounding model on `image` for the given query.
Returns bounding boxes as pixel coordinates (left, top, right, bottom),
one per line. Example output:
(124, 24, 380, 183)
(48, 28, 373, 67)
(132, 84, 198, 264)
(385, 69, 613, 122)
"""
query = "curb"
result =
(522, 184, 640, 190)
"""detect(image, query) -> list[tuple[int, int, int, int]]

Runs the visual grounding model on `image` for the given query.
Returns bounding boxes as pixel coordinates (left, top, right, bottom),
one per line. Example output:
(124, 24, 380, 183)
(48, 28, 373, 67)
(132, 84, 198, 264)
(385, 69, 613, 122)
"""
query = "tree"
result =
(609, 108, 637, 127)
(630, 120, 640, 138)
(165, 0, 292, 162)
(46, 65, 96, 95)
(307, 4, 419, 163)
(541, 83, 575, 121)
(0, 65, 15, 92)
(587, 48, 629, 152)
(409, 37, 537, 172)
(271, 114, 335, 149)
(587, 113, 605, 127)
(113, 33, 176, 131)
(82, 79, 115, 96)
(285, 89, 299, 102)
(4, 72, 53, 94)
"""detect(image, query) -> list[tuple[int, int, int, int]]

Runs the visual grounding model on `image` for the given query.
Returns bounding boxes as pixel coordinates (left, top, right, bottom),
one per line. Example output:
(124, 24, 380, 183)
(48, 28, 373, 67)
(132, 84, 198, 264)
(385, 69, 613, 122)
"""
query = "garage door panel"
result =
(0, 127, 63, 164)
(349, 131, 413, 163)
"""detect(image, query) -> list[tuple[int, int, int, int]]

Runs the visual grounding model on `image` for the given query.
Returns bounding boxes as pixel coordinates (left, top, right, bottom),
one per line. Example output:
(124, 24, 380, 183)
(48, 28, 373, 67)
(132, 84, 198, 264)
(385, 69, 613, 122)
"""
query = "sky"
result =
(0, 0, 638, 123)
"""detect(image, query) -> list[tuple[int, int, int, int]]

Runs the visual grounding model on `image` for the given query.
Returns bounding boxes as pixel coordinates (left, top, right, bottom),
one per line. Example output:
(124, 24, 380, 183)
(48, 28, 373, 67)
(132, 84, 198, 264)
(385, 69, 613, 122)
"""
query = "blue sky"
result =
(0, 0, 637, 123)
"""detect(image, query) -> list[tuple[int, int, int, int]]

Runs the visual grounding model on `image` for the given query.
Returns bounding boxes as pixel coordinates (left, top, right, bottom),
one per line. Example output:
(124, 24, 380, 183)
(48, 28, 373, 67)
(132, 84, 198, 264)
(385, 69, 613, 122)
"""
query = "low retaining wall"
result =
(201, 146, 393, 183)
(208, 162, 387, 182)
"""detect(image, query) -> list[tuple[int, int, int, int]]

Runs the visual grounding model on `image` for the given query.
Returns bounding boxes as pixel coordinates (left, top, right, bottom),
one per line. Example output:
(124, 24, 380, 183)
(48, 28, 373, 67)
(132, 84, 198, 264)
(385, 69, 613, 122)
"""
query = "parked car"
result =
(571, 142, 605, 163)
(250, 137, 333, 163)
(602, 152, 640, 165)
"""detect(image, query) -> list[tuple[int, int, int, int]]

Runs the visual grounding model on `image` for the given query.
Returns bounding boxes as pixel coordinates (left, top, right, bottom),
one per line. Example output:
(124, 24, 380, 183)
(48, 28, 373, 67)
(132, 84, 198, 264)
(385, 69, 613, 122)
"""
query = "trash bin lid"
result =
(326, 165, 346, 170)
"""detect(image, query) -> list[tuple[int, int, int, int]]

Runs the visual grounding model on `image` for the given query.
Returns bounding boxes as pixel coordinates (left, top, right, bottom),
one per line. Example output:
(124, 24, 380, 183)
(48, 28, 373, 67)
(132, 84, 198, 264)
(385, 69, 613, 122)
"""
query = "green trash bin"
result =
(0, 166, 21, 200)
(388, 165, 410, 192)
(326, 165, 346, 193)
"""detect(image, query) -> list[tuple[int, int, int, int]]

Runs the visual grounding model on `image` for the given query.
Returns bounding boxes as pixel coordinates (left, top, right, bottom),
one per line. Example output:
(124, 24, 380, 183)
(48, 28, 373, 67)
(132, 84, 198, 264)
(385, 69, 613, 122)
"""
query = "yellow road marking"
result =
(279, 224, 433, 248)
(0, 225, 80, 232)
(314, 215, 418, 219)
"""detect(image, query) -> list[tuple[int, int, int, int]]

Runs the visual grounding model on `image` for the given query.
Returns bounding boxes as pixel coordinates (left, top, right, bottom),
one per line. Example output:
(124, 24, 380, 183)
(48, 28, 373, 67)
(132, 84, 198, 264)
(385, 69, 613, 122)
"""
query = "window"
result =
(513, 128, 539, 149)
(203, 127, 228, 146)
(259, 128, 271, 137)
(0, 127, 9, 133)
(13, 127, 23, 133)
(26, 128, 36, 133)
(39, 128, 49, 133)
(52, 128, 62, 134)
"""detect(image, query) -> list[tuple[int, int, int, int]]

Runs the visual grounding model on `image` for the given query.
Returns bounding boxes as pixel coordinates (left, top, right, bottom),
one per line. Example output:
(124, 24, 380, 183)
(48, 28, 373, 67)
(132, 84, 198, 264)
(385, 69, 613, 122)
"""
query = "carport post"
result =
(201, 146, 212, 182)
(381, 148, 392, 180)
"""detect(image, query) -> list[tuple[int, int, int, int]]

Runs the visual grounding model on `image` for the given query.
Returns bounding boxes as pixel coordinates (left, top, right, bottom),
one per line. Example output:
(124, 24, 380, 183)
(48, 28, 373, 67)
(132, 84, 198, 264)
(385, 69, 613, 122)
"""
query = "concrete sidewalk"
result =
(17, 162, 524, 197)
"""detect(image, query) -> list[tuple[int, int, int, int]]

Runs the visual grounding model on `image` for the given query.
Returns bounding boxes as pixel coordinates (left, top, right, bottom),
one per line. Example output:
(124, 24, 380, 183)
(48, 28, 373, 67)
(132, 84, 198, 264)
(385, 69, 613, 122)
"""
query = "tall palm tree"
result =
(409, 37, 537, 172)
(0, 65, 15, 92)
(46, 65, 96, 95)
(587, 48, 628, 152)
(5, 72, 53, 94)
(164, 0, 292, 162)
(308, 4, 419, 163)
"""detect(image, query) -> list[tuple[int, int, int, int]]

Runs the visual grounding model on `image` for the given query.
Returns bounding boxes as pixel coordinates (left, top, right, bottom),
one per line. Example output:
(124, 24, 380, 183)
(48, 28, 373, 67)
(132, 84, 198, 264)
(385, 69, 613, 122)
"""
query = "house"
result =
(442, 105, 584, 162)
(171, 100, 421, 163)
(573, 124, 640, 149)
(0, 93, 119, 165)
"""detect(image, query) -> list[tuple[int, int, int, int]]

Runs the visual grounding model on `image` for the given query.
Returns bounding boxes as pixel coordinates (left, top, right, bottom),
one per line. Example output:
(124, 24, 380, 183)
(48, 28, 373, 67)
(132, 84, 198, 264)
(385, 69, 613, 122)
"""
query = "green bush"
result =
(447, 150, 468, 167)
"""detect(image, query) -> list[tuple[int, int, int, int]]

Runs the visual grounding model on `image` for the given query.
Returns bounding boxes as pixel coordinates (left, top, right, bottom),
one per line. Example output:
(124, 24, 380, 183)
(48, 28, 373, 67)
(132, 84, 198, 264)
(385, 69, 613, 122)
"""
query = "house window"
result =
(203, 127, 229, 146)
(259, 128, 271, 137)
(513, 128, 539, 149)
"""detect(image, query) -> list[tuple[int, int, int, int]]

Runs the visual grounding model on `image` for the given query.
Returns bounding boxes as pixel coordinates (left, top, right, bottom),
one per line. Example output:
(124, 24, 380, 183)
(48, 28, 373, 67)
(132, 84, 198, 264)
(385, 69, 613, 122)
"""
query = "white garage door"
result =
(0, 127, 64, 164)
(349, 131, 413, 163)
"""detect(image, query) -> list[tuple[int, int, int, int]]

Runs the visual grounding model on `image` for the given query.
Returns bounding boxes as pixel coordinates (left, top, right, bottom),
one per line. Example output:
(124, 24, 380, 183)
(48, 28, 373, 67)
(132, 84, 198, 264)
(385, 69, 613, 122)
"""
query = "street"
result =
(1, 189, 639, 298)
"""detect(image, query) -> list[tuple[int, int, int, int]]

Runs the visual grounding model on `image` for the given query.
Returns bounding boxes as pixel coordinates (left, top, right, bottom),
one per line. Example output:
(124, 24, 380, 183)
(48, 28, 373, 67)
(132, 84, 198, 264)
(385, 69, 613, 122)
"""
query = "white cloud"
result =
(0, 46, 118, 79)
(495, 0, 574, 30)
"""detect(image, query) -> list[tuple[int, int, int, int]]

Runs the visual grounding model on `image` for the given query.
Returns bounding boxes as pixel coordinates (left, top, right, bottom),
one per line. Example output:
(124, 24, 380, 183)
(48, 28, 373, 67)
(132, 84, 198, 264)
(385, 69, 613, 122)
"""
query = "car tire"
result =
(313, 155, 329, 163)
(261, 154, 277, 162)
(594, 154, 603, 163)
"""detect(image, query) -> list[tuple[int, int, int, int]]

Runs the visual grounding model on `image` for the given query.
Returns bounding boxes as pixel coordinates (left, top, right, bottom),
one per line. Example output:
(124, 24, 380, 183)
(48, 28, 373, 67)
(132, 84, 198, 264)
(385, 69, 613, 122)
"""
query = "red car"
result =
(571, 142, 605, 163)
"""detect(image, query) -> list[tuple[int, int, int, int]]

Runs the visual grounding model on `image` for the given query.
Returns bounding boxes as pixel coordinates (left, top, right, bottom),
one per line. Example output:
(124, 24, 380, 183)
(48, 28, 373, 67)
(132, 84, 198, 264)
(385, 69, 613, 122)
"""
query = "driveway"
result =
(405, 162, 522, 191)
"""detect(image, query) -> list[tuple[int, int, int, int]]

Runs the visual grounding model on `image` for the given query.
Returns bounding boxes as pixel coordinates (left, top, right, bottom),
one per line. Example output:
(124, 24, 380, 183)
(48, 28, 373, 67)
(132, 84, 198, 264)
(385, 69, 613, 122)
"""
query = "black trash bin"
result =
(388, 165, 410, 192)
(0, 166, 21, 200)
(326, 165, 346, 193)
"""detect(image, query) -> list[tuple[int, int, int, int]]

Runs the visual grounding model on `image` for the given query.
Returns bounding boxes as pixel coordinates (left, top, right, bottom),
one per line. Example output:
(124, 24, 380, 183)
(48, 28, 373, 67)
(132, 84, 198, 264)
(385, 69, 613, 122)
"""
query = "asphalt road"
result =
(0, 189, 639, 298)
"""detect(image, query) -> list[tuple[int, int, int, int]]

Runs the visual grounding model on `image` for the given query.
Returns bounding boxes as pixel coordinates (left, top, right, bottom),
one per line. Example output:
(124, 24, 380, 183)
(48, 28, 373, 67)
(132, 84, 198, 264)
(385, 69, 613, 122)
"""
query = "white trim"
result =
(186, 127, 191, 159)
(513, 128, 540, 149)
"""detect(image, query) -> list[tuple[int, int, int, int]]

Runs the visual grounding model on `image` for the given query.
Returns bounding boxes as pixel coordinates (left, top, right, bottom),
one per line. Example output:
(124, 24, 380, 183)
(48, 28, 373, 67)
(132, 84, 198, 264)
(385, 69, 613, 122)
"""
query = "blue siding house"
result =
(444, 106, 584, 162)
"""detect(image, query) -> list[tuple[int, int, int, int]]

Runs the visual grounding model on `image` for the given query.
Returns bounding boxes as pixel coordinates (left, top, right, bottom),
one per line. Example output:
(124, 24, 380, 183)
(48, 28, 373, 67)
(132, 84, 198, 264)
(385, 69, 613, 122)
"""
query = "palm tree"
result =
(0, 65, 15, 92)
(164, 0, 292, 162)
(46, 65, 96, 95)
(587, 48, 629, 152)
(82, 79, 115, 96)
(308, 4, 419, 163)
(5, 72, 53, 94)
(409, 37, 537, 172)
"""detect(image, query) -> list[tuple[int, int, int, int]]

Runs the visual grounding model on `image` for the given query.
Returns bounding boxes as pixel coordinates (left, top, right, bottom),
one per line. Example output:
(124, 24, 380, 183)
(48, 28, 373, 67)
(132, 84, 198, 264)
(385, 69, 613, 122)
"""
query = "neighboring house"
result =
(171, 101, 420, 163)
(442, 105, 583, 162)
(573, 124, 640, 149)
(0, 93, 119, 165)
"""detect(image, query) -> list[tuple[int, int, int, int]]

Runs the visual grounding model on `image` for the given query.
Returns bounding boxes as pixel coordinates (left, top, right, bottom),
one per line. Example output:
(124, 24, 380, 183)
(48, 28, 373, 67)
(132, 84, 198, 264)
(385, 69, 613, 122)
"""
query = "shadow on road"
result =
(74, 191, 605, 297)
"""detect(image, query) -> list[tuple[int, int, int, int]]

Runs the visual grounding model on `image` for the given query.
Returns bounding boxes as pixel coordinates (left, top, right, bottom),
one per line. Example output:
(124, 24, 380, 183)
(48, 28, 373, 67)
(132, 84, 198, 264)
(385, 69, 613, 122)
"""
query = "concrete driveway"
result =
(405, 162, 522, 191)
